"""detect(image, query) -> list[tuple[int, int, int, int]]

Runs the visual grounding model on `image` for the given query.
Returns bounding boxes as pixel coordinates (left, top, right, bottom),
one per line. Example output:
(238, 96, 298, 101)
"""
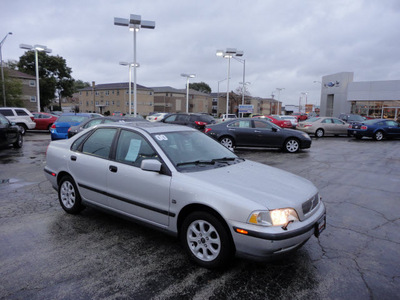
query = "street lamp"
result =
(232, 56, 248, 117)
(216, 48, 243, 116)
(114, 14, 155, 116)
(120, 62, 140, 115)
(181, 73, 195, 113)
(19, 44, 52, 112)
(301, 92, 308, 113)
(275, 88, 285, 115)
(1, 32, 12, 107)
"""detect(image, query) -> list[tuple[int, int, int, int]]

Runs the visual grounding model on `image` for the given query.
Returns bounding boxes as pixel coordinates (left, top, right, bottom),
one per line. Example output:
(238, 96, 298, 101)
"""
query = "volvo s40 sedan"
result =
(44, 122, 326, 268)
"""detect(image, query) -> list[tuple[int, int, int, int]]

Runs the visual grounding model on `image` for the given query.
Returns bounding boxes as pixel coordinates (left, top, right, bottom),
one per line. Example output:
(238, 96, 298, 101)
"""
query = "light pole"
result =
(181, 73, 195, 113)
(233, 57, 247, 117)
(19, 44, 52, 112)
(114, 14, 155, 117)
(1, 32, 12, 107)
(301, 92, 308, 113)
(120, 62, 140, 115)
(276, 88, 285, 115)
(216, 48, 243, 116)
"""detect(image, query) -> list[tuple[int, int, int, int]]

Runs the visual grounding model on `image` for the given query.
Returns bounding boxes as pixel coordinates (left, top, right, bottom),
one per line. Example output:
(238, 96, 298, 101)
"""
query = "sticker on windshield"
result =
(155, 135, 168, 141)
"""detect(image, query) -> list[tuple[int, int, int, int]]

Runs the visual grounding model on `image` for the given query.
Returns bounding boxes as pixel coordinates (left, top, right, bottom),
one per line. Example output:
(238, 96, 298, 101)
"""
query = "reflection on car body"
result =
(44, 122, 325, 268)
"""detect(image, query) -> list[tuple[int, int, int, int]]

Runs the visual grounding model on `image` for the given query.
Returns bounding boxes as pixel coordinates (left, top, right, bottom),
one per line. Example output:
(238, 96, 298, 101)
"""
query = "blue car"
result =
(50, 113, 93, 140)
(348, 118, 400, 141)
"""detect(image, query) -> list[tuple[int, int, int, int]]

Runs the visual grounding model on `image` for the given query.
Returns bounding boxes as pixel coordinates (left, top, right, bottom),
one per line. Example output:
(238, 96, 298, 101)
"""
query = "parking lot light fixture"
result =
(1, 32, 12, 107)
(114, 14, 155, 117)
(181, 73, 196, 113)
(216, 48, 244, 116)
(19, 44, 52, 112)
(120, 62, 140, 115)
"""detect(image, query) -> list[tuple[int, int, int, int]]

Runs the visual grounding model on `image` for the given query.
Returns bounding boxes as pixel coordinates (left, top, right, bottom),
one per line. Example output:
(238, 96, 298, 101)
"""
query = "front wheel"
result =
(58, 175, 85, 214)
(373, 131, 384, 141)
(13, 133, 23, 148)
(284, 138, 300, 153)
(219, 136, 235, 150)
(315, 128, 324, 138)
(18, 124, 27, 135)
(181, 211, 233, 269)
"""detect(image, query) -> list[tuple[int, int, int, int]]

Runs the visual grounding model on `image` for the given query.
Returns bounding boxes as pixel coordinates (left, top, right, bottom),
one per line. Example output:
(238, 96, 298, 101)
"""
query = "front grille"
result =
(302, 194, 319, 215)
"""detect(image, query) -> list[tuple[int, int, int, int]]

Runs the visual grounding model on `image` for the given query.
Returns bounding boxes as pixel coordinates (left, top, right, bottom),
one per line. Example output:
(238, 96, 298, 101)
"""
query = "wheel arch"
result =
(57, 171, 74, 186)
(177, 203, 236, 252)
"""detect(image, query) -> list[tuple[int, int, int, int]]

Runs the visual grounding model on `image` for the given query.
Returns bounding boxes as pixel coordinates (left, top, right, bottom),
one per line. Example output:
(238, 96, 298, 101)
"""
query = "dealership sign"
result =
(239, 105, 254, 113)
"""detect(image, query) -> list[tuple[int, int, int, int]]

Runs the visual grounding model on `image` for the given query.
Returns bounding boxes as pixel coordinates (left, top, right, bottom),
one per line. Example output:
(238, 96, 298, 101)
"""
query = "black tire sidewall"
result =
(13, 134, 23, 148)
(58, 175, 84, 214)
(181, 211, 233, 269)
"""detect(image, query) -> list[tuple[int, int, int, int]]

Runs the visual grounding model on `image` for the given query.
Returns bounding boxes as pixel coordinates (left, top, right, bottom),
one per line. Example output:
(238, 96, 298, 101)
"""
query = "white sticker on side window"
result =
(155, 135, 168, 141)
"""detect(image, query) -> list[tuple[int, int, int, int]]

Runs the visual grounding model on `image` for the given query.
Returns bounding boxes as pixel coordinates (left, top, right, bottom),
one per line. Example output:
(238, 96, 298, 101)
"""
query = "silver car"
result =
(297, 117, 349, 137)
(44, 122, 326, 268)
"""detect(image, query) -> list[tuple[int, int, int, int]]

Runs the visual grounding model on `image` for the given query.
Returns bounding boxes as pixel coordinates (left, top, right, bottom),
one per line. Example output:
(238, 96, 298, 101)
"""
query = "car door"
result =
(0, 114, 18, 146)
(385, 120, 400, 137)
(332, 118, 348, 135)
(320, 118, 334, 134)
(107, 129, 171, 226)
(68, 128, 118, 207)
(226, 120, 255, 146)
(252, 119, 283, 147)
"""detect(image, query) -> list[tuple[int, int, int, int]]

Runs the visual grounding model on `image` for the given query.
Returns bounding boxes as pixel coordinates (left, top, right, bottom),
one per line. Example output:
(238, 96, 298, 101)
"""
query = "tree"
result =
(0, 69, 23, 107)
(17, 51, 74, 110)
(73, 80, 90, 93)
(189, 82, 211, 94)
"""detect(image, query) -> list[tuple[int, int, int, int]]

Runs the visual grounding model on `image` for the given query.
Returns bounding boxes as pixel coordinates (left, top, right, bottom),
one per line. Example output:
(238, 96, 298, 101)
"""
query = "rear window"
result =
(0, 109, 14, 116)
(57, 115, 90, 123)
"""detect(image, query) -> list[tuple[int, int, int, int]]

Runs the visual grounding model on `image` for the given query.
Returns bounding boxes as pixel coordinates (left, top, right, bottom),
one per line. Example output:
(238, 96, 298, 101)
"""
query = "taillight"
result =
(154, 117, 158, 120)
(195, 121, 207, 126)
(304, 124, 312, 127)
(204, 128, 212, 134)
(51, 124, 56, 129)
(30, 116, 35, 121)
(361, 125, 367, 130)
(348, 125, 352, 128)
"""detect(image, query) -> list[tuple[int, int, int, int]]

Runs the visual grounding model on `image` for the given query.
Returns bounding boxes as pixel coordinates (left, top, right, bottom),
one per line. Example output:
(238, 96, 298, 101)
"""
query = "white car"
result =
(146, 112, 168, 122)
(0, 107, 36, 135)
(44, 122, 326, 268)
(280, 115, 298, 129)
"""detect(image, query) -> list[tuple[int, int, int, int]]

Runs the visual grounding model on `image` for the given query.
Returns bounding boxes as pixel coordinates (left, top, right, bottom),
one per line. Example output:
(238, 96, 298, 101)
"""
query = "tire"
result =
(355, 134, 362, 140)
(373, 131, 384, 141)
(284, 138, 300, 153)
(181, 211, 233, 269)
(13, 133, 23, 148)
(315, 128, 324, 138)
(18, 124, 27, 135)
(58, 175, 85, 214)
(219, 136, 235, 150)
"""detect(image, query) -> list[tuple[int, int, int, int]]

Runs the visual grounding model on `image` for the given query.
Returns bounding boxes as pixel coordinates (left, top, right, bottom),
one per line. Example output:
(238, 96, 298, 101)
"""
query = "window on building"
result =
(30, 96, 36, 102)
(29, 80, 35, 87)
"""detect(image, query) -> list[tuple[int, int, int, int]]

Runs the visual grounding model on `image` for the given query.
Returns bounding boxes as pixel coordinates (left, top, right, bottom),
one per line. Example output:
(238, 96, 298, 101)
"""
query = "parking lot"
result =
(0, 132, 399, 299)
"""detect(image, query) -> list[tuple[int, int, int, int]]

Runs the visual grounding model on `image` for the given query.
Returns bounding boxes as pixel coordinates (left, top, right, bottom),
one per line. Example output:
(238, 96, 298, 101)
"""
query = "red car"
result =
(252, 115, 292, 128)
(292, 112, 308, 121)
(32, 112, 58, 131)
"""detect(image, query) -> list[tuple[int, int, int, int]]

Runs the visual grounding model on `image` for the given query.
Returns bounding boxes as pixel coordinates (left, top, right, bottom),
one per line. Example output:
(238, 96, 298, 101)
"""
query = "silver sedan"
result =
(297, 117, 349, 137)
(44, 122, 326, 268)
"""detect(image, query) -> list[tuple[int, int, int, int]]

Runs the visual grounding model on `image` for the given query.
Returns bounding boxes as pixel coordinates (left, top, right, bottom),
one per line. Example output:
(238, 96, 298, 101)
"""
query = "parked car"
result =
(297, 117, 349, 138)
(338, 113, 365, 124)
(68, 116, 145, 138)
(146, 112, 168, 122)
(0, 113, 23, 149)
(279, 115, 298, 129)
(205, 118, 312, 153)
(348, 119, 400, 140)
(292, 112, 308, 121)
(32, 112, 58, 131)
(112, 111, 123, 116)
(252, 115, 292, 128)
(50, 113, 93, 140)
(44, 122, 325, 268)
(161, 113, 216, 130)
(221, 114, 237, 122)
(0, 107, 36, 135)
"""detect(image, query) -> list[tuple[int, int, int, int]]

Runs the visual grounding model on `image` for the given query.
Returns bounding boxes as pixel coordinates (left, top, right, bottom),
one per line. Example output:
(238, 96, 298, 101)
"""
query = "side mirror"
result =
(272, 127, 278, 132)
(141, 159, 162, 172)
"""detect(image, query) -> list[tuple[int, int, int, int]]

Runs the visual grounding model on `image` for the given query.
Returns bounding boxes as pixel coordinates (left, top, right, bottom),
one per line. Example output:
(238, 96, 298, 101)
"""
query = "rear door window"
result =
(15, 109, 29, 116)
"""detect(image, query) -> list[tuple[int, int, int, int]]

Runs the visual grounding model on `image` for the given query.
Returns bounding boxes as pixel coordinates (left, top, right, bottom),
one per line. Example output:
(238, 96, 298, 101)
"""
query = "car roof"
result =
(60, 113, 92, 116)
(96, 121, 198, 134)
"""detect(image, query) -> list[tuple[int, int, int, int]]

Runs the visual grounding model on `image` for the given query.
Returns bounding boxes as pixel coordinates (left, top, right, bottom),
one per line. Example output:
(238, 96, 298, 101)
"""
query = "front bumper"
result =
(230, 202, 326, 260)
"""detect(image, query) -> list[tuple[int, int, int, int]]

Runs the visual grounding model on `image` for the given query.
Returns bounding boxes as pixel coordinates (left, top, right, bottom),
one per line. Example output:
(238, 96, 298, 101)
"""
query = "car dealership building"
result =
(319, 72, 400, 120)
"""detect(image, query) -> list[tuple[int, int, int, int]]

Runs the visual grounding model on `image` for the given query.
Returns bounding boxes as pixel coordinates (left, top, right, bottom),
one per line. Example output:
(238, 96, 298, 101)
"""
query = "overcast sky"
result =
(2, 0, 400, 106)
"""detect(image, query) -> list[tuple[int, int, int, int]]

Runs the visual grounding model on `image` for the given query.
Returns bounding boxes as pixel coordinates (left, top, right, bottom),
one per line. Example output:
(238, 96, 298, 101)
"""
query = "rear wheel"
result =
(181, 211, 233, 269)
(219, 136, 235, 150)
(315, 128, 324, 138)
(58, 175, 85, 214)
(284, 138, 300, 153)
(373, 131, 384, 141)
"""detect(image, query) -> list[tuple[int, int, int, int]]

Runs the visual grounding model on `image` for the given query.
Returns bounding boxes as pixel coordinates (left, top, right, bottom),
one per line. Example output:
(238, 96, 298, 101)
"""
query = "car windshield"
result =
(57, 115, 89, 123)
(348, 115, 364, 121)
(307, 117, 320, 122)
(152, 130, 239, 172)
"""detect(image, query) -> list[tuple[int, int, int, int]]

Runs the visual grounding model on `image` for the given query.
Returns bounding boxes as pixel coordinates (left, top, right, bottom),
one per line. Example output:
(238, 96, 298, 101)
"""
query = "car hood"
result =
(183, 160, 317, 210)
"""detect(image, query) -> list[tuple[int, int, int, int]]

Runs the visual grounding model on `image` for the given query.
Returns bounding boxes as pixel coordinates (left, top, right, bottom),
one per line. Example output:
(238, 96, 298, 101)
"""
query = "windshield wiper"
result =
(176, 160, 215, 167)
(211, 157, 237, 163)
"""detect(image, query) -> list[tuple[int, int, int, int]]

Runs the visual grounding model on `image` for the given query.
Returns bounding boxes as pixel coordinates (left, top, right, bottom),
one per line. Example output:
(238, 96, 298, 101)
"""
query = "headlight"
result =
(248, 208, 299, 227)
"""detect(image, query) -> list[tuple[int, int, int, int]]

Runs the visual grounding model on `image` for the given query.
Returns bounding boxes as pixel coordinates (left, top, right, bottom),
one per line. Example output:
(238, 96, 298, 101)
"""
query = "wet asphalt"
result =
(0, 131, 399, 299)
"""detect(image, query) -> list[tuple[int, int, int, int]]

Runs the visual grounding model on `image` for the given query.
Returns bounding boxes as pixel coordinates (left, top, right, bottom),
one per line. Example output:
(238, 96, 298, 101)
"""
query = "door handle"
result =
(109, 165, 118, 173)
(70, 155, 77, 161)
(254, 130, 261, 133)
